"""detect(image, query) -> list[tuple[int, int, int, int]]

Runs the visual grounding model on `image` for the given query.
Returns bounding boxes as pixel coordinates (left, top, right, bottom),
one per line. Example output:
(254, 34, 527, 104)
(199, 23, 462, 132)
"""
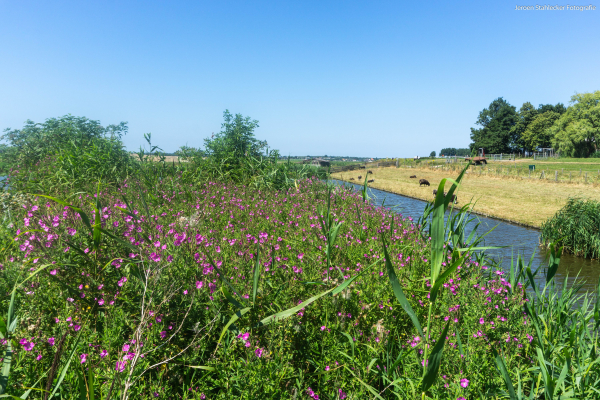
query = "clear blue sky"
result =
(1, 1, 598, 157)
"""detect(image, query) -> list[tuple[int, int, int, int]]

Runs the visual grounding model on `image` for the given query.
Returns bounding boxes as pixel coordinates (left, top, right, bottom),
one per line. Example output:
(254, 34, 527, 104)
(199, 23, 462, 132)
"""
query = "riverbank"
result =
(332, 166, 600, 228)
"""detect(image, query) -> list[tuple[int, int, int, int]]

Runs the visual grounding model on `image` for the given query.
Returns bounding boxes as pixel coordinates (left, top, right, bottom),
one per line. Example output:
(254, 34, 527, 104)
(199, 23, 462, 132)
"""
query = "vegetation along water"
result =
(1, 114, 600, 399)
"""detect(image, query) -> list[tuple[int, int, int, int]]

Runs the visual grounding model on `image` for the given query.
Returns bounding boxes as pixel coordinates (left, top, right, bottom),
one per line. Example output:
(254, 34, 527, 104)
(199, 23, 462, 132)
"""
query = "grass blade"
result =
(492, 348, 517, 400)
(252, 243, 260, 304)
(382, 235, 424, 339)
(421, 320, 450, 392)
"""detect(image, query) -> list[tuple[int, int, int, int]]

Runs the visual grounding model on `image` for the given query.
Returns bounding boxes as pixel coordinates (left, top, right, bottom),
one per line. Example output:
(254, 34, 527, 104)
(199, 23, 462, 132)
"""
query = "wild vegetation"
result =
(1, 114, 600, 399)
(541, 198, 600, 259)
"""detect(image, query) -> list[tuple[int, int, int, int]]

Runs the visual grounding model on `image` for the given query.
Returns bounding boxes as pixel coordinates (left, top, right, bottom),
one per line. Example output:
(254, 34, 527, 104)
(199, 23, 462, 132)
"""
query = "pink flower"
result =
(36, 354, 42, 361)
(122, 344, 130, 352)
(100, 350, 108, 358)
(50, 269, 57, 275)
(160, 331, 167, 339)
(298, 253, 304, 260)
(255, 347, 264, 358)
(115, 360, 127, 372)
(460, 378, 469, 388)
(320, 326, 326, 331)
(48, 337, 55, 346)
(80, 353, 87, 364)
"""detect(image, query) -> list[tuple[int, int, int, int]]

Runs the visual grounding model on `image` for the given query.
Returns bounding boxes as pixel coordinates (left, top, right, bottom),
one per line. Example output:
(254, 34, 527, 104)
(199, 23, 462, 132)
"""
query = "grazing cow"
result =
(419, 179, 430, 186)
(409, 175, 417, 178)
(358, 175, 362, 180)
(367, 179, 375, 183)
(367, 170, 373, 175)
(350, 178, 355, 181)
(359, 166, 366, 169)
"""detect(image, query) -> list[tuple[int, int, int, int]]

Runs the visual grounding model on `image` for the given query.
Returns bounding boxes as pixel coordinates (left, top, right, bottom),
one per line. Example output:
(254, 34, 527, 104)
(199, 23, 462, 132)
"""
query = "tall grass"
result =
(540, 198, 600, 258)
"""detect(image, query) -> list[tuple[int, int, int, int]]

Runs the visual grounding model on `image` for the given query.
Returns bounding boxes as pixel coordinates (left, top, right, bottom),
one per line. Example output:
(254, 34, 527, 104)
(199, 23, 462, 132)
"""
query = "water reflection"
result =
(332, 179, 600, 293)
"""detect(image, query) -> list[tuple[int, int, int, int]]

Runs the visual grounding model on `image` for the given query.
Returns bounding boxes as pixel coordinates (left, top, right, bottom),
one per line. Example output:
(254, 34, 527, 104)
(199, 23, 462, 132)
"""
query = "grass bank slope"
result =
(333, 166, 600, 228)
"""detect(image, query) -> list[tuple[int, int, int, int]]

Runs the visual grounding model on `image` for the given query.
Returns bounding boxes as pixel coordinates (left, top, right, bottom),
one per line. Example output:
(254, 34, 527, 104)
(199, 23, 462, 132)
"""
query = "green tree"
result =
(551, 91, 600, 157)
(511, 102, 538, 153)
(430, 151, 436, 157)
(204, 110, 269, 164)
(469, 98, 518, 154)
(522, 111, 561, 150)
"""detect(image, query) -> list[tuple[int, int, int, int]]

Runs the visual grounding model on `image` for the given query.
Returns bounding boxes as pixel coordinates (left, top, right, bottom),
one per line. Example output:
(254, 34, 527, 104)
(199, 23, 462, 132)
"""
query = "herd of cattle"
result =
(347, 172, 458, 204)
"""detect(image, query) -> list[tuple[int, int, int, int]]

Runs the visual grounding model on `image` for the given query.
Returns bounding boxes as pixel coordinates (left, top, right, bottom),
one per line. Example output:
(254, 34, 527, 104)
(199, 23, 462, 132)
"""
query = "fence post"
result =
(555, 171, 557, 182)
(396, 159, 399, 168)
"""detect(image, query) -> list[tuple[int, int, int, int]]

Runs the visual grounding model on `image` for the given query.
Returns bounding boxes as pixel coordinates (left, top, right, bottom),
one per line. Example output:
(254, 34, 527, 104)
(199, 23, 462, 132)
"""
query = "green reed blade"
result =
(217, 307, 251, 346)
(421, 320, 450, 392)
(492, 348, 517, 400)
(382, 235, 424, 339)
(252, 242, 260, 304)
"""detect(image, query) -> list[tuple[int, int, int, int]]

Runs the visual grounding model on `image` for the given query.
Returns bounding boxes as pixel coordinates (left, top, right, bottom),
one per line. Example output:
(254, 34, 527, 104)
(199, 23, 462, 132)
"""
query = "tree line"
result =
(469, 90, 600, 157)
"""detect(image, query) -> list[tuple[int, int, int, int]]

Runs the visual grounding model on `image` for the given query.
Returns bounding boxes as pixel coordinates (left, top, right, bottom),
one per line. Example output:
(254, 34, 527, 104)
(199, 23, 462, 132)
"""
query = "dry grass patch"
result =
(334, 166, 600, 228)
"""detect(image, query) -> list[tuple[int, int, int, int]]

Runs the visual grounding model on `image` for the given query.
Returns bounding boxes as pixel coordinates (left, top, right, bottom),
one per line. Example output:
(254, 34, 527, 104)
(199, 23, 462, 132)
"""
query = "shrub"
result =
(540, 197, 600, 258)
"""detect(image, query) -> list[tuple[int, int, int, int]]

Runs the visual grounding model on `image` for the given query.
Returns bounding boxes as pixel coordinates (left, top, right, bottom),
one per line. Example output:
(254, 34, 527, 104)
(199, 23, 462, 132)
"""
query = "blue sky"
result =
(1, 1, 598, 157)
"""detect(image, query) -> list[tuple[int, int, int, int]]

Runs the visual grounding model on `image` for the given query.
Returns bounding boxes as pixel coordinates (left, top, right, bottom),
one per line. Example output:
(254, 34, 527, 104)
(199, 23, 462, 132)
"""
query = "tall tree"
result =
(469, 98, 518, 154)
(511, 102, 537, 153)
(551, 91, 600, 157)
(522, 111, 561, 150)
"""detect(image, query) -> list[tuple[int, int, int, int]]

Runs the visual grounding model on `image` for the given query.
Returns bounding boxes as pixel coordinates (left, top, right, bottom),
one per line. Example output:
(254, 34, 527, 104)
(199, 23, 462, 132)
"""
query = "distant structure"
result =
(303, 158, 330, 167)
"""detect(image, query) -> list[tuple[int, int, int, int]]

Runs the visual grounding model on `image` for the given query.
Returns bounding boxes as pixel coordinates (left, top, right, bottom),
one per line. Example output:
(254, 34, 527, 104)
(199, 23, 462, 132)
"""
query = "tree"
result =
(522, 111, 561, 150)
(511, 102, 538, 153)
(551, 91, 600, 157)
(203, 110, 268, 164)
(430, 151, 436, 158)
(469, 98, 518, 154)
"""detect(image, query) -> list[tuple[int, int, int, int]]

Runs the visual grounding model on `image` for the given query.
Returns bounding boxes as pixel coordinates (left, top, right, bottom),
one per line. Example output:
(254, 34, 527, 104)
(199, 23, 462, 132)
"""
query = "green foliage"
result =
(469, 97, 518, 154)
(540, 197, 600, 258)
(551, 91, 600, 158)
(1, 115, 135, 191)
(203, 110, 268, 164)
(440, 148, 470, 157)
(521, 111, 561, 151)
(429, 151, 436, 158)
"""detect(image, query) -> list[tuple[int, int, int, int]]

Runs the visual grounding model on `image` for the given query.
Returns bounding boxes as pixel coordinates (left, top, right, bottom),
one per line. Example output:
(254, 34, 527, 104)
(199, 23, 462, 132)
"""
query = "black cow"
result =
(419, 179, 430, 186)
(409, 175, 417, 178)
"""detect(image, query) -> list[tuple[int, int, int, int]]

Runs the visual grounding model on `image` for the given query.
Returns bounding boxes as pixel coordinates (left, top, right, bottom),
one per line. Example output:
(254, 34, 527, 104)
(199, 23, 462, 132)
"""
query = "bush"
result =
(1, 115, 136, 192)
(540, 197, 600, 258)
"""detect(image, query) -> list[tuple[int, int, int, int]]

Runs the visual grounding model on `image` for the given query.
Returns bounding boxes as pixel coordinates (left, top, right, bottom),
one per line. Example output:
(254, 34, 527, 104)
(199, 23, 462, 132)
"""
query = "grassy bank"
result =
(333, 165, 600, 228)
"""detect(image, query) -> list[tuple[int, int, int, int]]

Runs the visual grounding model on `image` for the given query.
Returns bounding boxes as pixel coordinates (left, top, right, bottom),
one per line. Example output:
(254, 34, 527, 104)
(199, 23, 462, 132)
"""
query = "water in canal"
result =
(333, 179, 600, 294)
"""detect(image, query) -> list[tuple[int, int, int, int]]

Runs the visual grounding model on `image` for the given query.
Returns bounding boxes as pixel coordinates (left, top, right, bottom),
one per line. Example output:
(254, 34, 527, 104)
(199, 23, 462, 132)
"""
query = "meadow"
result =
(1, 116, 600, 399)
(333, 162, 600, 228)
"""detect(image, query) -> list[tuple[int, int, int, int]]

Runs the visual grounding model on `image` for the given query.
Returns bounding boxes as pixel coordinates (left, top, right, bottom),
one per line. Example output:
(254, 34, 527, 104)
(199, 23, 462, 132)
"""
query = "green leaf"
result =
(0, 341, 12, 395)
(343, 366, 385, 400)
(492, 348, 517, 400)
(50, 330, 83, 398)
(98, 228, 137, 251)
(36, 195, 93, 234)
(217, 307, 251, 345)
(252, 243, 260, 304)
(421, 320, 451, 392)
(382, 235, 424, 339)
(188, 366, 215, 372)
(546, 242, 562, 284)
(340, 332, 355, 358)
(257, 288, 334, 327)
(429, 250, 464, 304)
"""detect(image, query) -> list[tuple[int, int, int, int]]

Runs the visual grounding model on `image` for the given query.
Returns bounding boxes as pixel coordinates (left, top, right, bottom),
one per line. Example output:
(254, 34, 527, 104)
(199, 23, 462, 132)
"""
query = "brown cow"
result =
(350, 178, 355, 181)
(419, 179, 430, 186)
(358, 175, 362, 180)
(409, 175, 417, 178)
(367, 170, 373, 174)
